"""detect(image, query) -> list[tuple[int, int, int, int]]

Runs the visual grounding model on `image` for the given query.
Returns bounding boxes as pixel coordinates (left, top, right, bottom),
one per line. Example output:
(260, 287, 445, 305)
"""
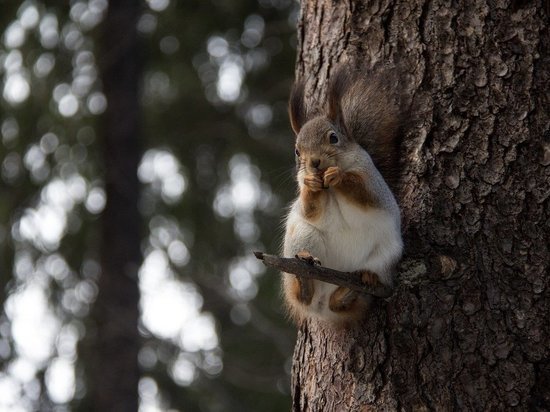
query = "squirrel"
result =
(282, 66, 404, 324)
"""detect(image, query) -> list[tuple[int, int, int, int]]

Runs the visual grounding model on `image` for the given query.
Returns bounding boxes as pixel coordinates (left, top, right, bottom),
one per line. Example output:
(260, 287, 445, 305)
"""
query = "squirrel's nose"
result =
(310, 158, 321, 169)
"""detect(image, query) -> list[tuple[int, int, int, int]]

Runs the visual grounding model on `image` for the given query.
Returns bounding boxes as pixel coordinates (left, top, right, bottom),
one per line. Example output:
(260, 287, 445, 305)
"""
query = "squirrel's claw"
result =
(296, 250, 322, 266)
(323, 166, 343, 188)
(361, 270, 381, 287)
(303, 173, 324, 192)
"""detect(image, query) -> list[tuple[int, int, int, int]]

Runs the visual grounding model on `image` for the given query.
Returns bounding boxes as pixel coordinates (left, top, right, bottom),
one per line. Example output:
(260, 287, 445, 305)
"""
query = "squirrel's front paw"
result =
(296, 250, 322, 266)
(323, 166, 343, 188)
(303, 173, 324, 192)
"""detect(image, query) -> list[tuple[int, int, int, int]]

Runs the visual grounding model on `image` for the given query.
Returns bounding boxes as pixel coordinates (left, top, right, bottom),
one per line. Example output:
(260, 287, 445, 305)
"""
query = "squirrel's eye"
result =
(295, 148, 300, 157)
(329, 132, 339, 144)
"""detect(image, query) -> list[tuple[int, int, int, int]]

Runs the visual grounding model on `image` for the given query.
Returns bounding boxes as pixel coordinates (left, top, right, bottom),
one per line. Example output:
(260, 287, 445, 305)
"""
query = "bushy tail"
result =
(326, 66, 405, 194)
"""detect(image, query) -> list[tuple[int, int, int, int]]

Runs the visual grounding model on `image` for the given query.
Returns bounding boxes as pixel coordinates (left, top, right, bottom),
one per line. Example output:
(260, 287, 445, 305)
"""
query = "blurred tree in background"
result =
(0, 0, 298, 410)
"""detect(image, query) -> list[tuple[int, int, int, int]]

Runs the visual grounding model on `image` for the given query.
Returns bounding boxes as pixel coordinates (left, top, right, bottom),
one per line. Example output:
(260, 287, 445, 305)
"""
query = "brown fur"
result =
(291, 65, 405, 195)
(360, 269, 382, 287)
(300, 179, 325, 221)
(328, 288, 370, 323)
(333, 171, 380, 209)
(328, 287, 358, 311)
(336, 67, 404, 194)
(282, 273, 310, 324)
(289, 81, 306, 135)
(297, 277, 314, 304)
(328, 270, 382, 317)
(322, 166, 343, 188)
(284, 64, 404, 324)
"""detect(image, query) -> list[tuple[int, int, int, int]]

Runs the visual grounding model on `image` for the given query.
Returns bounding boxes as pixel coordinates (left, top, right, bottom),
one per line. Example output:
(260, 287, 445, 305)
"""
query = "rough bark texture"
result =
(291, 0, 549, 410)
(92, 1, 141, 410)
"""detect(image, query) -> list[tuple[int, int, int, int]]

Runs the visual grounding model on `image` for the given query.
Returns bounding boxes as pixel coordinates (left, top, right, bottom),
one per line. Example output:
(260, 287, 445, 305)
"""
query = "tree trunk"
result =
(291, 1, 549, 410)
(92, 0, 141, 410)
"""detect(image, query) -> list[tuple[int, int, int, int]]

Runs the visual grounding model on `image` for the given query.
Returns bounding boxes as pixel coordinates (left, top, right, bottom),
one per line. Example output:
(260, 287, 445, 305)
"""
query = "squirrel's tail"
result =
(326, 66, 405, 195)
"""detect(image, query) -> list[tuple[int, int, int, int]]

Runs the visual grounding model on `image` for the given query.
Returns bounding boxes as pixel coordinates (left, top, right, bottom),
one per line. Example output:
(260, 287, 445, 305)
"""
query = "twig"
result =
(254, 252, 393, 298)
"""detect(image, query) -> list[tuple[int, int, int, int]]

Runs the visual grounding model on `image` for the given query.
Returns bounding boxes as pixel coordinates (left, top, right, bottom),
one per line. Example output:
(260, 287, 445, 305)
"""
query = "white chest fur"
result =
(283, 186, 402, 321)
(285, 190, 402, 287)
(314, 192, 401, 279)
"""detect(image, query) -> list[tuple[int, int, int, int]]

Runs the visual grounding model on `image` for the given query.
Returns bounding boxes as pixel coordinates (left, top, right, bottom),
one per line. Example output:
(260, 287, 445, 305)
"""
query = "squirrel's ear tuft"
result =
(326, 67, 354, 128)
(289, 81, 306, 135)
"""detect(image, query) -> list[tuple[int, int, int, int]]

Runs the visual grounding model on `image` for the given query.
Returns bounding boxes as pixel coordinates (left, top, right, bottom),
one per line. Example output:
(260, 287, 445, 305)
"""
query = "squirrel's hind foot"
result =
(328, 287, 358, 312)
(360, 270, 382, 287)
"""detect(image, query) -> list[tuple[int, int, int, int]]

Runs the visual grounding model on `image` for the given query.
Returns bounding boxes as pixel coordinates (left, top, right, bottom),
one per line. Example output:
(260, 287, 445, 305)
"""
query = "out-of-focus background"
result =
(0, 0, 298, 410)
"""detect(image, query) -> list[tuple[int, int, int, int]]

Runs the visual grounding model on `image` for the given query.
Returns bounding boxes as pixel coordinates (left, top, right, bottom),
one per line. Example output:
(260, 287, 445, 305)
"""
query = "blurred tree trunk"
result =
(93, 0, 141, 410)
(291, 1, 549, 410)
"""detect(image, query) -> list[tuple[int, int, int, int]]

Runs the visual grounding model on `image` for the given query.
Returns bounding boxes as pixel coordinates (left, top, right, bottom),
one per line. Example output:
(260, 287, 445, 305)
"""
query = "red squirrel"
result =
(282, 66, 404, 324)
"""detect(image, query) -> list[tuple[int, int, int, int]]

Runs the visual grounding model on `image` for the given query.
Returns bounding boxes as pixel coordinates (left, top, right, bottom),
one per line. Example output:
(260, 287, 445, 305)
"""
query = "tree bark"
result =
(291, 1, 549, 410)
(92, 0, 141, 410)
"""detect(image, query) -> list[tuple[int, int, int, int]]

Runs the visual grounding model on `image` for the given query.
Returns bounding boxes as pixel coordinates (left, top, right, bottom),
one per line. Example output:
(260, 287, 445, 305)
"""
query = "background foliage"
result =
(0, 0, 298, 410)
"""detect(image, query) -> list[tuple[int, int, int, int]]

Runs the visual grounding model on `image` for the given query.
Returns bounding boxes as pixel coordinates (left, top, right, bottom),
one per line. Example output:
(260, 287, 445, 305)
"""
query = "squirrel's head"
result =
(293, 117, 361, 175)
(289, 74, 362, 176)
(289, 65, 405, 192)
